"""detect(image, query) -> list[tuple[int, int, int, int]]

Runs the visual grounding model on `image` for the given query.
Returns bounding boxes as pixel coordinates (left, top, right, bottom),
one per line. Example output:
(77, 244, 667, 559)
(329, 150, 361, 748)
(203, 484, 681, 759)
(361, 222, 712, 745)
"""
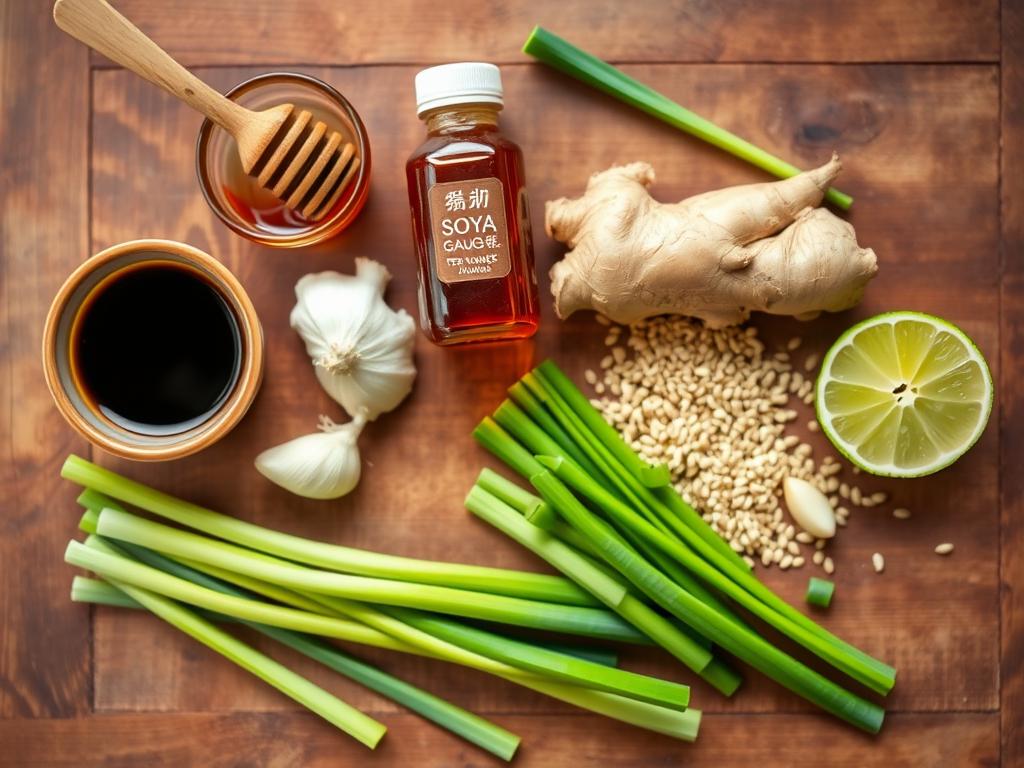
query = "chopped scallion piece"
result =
(806, 578, 836, 608)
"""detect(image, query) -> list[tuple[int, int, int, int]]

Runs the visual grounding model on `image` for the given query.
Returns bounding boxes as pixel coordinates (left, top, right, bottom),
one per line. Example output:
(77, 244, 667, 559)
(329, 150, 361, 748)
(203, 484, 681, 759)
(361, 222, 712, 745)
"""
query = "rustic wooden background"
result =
(1, 1, 1020, 765)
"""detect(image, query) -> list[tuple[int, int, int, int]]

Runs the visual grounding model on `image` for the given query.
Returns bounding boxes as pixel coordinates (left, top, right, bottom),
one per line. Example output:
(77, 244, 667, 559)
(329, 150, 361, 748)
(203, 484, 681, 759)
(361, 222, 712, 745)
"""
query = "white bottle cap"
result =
(415, 62, 504, 117)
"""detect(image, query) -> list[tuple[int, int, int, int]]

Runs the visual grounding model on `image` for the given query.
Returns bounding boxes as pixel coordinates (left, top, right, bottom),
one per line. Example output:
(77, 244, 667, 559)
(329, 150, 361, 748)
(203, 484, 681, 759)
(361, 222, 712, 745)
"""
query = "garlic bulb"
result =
(255, 415, 366, 500)
(290, 258, 416, 421)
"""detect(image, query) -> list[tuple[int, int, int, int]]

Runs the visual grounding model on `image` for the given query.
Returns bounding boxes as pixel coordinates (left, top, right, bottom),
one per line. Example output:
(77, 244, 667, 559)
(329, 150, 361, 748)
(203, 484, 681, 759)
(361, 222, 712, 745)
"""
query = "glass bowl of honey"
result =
(196, 72, 371, 248)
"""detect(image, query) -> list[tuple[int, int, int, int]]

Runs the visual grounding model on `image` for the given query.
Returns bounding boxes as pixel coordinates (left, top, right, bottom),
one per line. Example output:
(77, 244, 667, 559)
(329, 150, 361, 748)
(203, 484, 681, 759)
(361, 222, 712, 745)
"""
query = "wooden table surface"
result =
(2, 1, 1021, 765)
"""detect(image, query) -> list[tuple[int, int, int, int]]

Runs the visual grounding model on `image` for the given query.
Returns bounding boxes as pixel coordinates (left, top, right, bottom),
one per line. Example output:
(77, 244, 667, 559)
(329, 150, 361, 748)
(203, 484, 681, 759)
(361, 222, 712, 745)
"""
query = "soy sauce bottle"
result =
(406, 63, 539, 345)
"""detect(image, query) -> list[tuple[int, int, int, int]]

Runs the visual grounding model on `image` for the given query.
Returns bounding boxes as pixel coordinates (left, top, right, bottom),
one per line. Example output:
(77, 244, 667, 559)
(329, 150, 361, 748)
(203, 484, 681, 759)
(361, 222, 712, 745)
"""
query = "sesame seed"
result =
(586, 316, 906, 570)
(872, 553, 885, 573)
(934, 543, 954, 555)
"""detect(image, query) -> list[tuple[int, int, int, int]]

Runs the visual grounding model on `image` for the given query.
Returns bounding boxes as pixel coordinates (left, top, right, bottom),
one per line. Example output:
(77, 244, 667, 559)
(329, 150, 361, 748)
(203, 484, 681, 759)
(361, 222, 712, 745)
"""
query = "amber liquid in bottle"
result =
(406, 105, 539, 345)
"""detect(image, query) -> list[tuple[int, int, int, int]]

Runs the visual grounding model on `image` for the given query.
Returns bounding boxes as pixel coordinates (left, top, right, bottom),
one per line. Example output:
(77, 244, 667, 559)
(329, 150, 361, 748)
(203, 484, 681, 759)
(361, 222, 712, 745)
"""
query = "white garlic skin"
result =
(290, 258, 416, 421)
(255, 417, 365, 500)
(783, 476, 837, 539)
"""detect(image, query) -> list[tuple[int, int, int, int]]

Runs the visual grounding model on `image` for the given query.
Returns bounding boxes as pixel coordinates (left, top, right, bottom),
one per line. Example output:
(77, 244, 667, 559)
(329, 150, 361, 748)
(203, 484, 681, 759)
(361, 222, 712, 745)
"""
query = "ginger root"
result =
(545, 155, 877, 328)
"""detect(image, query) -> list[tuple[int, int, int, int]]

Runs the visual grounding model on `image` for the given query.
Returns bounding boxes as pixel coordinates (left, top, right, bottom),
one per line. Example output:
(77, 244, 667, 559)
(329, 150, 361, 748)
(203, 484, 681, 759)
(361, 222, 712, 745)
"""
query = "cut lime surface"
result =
(815, 312, 993, 477)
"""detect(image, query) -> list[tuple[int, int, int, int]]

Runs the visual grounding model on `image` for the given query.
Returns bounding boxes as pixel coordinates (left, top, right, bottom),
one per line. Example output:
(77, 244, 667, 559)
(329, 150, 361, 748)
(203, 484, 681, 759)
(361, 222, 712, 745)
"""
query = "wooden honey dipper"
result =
(53, 0, 359, 222)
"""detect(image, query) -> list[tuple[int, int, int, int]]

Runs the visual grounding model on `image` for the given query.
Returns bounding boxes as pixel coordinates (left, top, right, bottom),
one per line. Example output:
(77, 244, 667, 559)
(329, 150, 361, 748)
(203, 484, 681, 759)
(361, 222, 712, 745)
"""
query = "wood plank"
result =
(88, 0, 999, 67)
(1001, 0, 1024, 763)
(0, 711, 999, 767)
(85, 61, 1000, 718)
(0, 0, 92, 717)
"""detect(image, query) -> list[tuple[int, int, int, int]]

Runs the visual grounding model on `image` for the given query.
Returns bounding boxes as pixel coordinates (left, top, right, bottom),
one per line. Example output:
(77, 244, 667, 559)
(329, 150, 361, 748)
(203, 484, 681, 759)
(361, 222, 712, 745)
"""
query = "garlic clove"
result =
(255, 416, 365, 500)
(783, 476, 837, 539)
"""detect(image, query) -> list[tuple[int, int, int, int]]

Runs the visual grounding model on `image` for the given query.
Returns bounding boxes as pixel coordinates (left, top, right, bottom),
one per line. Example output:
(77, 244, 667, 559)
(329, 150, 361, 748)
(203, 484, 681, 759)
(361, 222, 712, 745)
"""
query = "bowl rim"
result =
(42, 238, 265, 461)
(195, 71, 371, 248)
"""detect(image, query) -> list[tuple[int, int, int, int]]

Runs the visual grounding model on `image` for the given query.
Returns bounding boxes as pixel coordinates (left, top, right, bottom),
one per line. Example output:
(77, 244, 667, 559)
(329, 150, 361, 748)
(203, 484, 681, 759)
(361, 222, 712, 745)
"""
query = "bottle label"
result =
(428, 178, 511, 284)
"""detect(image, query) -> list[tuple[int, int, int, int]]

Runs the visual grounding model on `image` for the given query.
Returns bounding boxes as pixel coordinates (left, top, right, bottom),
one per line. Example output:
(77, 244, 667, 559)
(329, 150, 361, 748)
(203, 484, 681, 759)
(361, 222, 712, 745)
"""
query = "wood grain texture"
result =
(85, 62, 1000, 719)
(88, 0, 1000, 66)
(1000, 0, 1024, 763)
(0, 712, 1000, 767)
(1, 0, 1016, 765)
(0, 0, 92, 718)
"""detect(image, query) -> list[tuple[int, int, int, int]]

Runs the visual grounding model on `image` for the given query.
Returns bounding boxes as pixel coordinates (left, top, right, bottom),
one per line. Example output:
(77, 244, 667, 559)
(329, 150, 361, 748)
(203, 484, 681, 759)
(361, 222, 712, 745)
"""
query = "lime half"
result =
(815, 311, 993, 477)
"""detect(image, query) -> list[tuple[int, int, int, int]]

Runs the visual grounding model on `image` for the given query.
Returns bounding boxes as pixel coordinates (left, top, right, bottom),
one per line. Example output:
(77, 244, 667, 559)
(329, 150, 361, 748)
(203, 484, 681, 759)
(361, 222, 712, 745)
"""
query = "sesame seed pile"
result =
(586, 316, 894, 572)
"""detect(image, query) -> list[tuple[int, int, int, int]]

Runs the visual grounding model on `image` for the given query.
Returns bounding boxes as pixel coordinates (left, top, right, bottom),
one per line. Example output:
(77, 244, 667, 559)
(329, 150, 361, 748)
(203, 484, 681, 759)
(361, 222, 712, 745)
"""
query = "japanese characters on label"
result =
(429, 178, 512, 284)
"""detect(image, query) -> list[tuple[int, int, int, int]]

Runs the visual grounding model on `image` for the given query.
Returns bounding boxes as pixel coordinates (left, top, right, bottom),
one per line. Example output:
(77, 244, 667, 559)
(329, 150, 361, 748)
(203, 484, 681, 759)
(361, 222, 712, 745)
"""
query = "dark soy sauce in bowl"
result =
(70, 262, 242, 436)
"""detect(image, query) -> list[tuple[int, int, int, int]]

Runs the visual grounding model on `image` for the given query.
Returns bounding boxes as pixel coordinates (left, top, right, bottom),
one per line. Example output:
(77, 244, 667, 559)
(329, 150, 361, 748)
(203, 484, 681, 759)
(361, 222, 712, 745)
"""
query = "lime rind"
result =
(815, 311, 993, 478)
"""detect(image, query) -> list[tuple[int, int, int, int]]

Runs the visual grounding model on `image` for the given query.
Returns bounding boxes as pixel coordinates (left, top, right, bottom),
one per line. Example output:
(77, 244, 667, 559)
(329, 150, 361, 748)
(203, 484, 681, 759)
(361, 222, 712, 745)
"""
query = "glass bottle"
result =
(406, 63, 539, 345)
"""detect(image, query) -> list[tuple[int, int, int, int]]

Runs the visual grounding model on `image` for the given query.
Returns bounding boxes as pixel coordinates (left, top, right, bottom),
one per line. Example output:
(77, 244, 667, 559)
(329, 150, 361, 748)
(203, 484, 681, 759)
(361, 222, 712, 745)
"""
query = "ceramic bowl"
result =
(42, 239, 264, 461)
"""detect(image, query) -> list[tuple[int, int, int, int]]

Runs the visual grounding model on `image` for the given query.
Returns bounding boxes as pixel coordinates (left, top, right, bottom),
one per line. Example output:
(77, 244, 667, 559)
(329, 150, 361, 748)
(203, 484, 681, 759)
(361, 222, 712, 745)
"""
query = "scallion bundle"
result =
(61, 456, 703, 757)
(469, 360, 895, 734)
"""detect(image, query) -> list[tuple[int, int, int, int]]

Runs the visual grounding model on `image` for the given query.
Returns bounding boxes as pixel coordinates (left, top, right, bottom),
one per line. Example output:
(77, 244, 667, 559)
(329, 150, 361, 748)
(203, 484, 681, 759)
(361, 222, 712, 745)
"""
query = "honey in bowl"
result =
(218, 99, 360, 236)
(197, 72, 372, 248)
(70, 261, 242, 436)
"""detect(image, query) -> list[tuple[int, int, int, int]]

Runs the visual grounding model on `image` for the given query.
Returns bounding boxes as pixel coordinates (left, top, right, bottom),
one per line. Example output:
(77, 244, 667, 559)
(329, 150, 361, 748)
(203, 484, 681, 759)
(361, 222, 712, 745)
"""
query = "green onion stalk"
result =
(392, 607, 691, 709)
(473, 472, 718, 662)
(65, 538, 700, 742)
(466, 483, 742, 697)
(490, 397, 752, 627)
(87, 505, 646, 644)
(542, 455, 891, 695)
(529, 469, 885, 734)
(73, 535, 523, 760)
(75, 579, 520, 760)
(484, 362, 895, 694)
(62, 454, 596, 608)
(522, 26, 853, 210)
(99, 506, 681, 711)
(526, 365, 896, 692)
(292, 589, 701, 742)
(472, 361, 896, 732)
(75, 539, 386, 749)
(533, 361, 750, 572)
